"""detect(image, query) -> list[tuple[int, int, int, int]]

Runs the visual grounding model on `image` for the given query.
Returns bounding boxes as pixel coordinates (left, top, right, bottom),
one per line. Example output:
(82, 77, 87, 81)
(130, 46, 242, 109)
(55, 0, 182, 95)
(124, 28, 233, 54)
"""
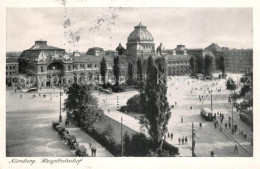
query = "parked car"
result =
(27, 88, 38, 93)
(75, 145, 88, 157)
(52, 121, 60, 130)
(66, 135, 78, 149)
(218, 74, 227, 79)
(103, 89, 112, 94)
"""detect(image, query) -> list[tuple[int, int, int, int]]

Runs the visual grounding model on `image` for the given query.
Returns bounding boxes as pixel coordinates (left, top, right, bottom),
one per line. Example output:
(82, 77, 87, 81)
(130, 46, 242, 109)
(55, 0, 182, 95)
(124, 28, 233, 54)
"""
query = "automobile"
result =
(65, 135, 78, 149)
(52, 121, 60, 130)
(97, 87, 103, 92)
(103, 89, 112, 94)
(58, 128, 69, 138)
(75, 145, 88, 157)
(239, 101, 251, 109)
(218, 74, 227, 79)
(200, 108, 214, 121)
(27, 88, 38, 93)
(196, 73, 204, 80)
(55, 125, 63, 132)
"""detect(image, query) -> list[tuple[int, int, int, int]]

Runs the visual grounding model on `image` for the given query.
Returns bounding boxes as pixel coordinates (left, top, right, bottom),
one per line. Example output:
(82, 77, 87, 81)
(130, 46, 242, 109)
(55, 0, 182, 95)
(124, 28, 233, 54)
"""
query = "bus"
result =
(239, 109, 253, 126)
(200, 108, 214, 121)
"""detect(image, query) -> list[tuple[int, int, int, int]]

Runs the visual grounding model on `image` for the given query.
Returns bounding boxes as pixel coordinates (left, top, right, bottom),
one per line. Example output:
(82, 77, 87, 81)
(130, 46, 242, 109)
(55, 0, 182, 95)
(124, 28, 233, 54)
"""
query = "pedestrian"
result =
(229, 122, 231, 128)
(199, 122, 202, 129)
(175, 102, 177, 106)
(94, 147, 97, 156)
(15, 89, 16, 93)
(225, 123, 227, 129)
(91, 147, 94, 156)
(214, 122, 217, 129)
(108, 109, 110, 113)
(185, 136, 188, 144)
(220, 118, 223, 124)
(190, 106, 192, 110)
(171, 133, 173, 140)
(65, 119, 68, 127)
(89, 141, 93, 149)
(211, 150, 214, 157)
(235, 124, 238, 132)
(244, 132, 247, 139)
(182, 137, 184, 145)
(234, 144, 239, 154)
(181, 117, 183, 123)
(178, 137, 181, 145)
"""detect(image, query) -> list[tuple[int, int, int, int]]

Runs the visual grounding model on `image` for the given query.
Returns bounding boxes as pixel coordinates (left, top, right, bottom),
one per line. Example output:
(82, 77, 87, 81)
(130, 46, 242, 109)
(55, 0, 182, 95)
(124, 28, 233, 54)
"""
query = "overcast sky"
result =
(7, 8, 253, 52)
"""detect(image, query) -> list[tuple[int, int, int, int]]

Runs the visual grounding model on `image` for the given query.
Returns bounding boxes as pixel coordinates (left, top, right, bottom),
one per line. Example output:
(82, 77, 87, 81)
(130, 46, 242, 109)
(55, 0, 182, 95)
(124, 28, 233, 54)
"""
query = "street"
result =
(95, 73, 253, 157)
(6, 88, 113, 157)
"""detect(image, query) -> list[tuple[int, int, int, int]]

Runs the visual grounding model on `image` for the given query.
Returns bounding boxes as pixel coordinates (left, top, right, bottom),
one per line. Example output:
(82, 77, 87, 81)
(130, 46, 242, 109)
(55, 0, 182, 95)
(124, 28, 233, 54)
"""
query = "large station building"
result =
(17, 23, 251, 88)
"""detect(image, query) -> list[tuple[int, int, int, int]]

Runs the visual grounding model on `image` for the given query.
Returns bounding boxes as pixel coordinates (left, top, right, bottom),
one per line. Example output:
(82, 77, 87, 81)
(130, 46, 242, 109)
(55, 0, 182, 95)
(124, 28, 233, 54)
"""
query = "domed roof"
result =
(127, 22, 154, 42)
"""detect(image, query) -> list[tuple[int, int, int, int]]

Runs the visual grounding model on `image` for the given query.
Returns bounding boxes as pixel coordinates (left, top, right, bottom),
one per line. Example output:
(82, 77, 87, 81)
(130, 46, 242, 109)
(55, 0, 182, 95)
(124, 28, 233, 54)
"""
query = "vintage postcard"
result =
(1, 0, 260, 169)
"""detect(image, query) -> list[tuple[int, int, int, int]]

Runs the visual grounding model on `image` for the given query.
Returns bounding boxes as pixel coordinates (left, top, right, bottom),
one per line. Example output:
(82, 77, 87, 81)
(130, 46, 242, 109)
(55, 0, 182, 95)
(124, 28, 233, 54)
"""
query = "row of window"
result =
(72, 63, 113, 70)
(168, 61, 189, 65)
(6, 71, 16, 75)
(6, 65, 16, 70)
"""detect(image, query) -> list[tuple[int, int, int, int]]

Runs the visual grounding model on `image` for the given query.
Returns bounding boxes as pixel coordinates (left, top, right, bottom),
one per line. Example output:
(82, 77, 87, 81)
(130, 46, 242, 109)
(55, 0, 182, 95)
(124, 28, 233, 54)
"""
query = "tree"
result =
(240, 85, 251, 97)
(113, 56, 121, 86)
(63, 84, 103, 129)
(123, 131, 132, 156)
(137, 58, 143, 90)
(189, 57, 195, 74)
(127, 61, 134, 84)
(140, 56, 171, 152)
(100, 57, 107, 87)
(63, 83, 81, 118)
(203, 55, 212, 76)
(226, 77, 236, 90)
(219, 56, 225, 75)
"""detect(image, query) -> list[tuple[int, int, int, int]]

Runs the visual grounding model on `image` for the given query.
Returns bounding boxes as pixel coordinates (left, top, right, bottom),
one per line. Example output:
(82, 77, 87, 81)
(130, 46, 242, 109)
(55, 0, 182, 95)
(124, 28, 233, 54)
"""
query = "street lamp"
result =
(231, 96, 237, 134)
(59, 84, 63, 122)
(121, 117, 123, 157)
(211, 89, 213, 111)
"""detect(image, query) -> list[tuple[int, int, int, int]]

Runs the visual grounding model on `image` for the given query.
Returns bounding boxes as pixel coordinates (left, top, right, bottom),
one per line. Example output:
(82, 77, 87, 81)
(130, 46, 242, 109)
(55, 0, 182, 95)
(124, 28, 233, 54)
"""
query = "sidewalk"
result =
(60, 122, 113, 157)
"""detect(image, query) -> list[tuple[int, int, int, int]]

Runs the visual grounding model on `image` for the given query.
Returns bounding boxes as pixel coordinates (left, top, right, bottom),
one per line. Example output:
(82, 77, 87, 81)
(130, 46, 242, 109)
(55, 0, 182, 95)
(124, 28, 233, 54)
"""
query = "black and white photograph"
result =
(1, 1, 260, 169)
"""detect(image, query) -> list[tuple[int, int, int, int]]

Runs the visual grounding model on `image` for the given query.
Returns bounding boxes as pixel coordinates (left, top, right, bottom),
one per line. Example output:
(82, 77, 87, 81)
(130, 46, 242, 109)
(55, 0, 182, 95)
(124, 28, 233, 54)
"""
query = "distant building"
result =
(205, 43, 224, 70)
(6, 57, 19, 86)
(223, 48, 253, 73)
(187, 48, 216, 74)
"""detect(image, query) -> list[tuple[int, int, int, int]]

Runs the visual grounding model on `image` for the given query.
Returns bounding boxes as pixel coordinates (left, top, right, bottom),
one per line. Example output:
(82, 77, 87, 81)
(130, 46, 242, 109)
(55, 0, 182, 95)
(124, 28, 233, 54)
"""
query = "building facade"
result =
(223, 48, 253, 73)
(6, 57, 19, 86)
(17, 23, 252, 88)
(18, 40, 127, 88)
(126, 22, 155, 61)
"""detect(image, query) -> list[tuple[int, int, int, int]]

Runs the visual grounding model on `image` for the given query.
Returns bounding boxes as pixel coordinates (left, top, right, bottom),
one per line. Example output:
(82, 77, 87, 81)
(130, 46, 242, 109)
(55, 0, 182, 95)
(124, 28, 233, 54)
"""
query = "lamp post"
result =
(121, 117, 123, 157)
(59, 84, 62, 122)
(192, 122, 196, 157)
(211, 89, 213, 111)
(231, 96, 237, 134)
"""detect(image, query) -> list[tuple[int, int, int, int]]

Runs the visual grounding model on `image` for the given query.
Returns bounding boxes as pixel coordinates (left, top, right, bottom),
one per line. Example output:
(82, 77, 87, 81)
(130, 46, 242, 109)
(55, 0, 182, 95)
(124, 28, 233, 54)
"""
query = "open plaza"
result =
(6, 72, 253, 157)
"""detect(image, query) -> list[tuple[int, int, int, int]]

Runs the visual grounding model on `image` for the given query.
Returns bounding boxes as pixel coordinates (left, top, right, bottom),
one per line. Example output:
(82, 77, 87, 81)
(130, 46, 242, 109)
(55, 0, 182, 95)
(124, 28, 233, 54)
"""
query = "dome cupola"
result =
(127, 22, 154, 42)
